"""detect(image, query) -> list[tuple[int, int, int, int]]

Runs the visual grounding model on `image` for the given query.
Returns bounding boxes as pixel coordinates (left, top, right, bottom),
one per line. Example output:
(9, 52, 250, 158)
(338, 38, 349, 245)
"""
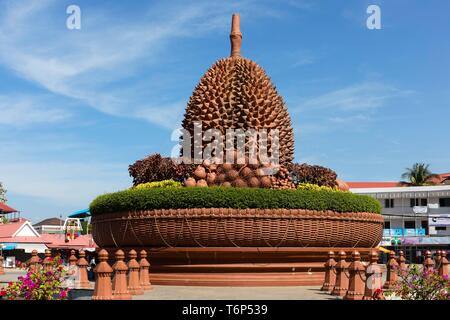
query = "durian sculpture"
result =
(181, 14, 294, 168)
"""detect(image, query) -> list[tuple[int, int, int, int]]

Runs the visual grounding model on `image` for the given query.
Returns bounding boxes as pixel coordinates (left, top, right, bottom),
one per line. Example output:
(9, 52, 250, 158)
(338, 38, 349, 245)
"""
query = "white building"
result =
(350, 183, 450, 262)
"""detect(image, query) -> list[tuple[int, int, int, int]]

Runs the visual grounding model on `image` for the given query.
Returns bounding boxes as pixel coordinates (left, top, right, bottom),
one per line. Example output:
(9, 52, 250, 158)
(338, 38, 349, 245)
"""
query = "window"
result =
(404, 221, 415, 229)
(410, 198, 428, 207)
(385, 199, 395, 208)
(421, 220, 428, 235)
(435, 226, 447, 231)
(384, 221, 391, 229)
(439, 198, 450, 207)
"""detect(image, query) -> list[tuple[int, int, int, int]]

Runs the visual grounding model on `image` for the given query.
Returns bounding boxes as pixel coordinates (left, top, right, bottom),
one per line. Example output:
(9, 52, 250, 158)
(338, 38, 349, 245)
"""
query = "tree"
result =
(0, 182, 6, 203)
(400, 163, 440, 186)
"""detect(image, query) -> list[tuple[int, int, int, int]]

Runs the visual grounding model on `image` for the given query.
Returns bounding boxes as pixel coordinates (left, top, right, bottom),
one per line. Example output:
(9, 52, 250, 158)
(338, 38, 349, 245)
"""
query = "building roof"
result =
(41, 234, 97, 249)
(33, 217, 64, 227)
(350, 184, 450, 195)
(0, 218, 50, 244)
(0, 202, 18, 213)
(346, 182, 399, 189)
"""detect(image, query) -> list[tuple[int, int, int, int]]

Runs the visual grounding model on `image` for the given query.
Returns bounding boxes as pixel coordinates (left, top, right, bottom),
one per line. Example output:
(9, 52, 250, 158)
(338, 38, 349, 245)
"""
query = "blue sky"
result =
(0, 0, 449, 222)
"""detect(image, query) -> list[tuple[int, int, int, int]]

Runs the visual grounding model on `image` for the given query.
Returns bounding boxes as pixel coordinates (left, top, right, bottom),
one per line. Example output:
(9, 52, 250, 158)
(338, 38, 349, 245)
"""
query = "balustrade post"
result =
(344, 251, 365, 300)
(423, 250, 435, 273)
(92, 249, 113, 300)
(438, 250, 448, 277)
(43, 249, 53, 272)
(363, 250, 383, 300)
(76, 250, 90, 289)
(383, 251, 399, 289)
(397, 250, 407, 275)
(331, 251, 349, 296)
(139, 250, 152, 290)
(321, 251, 337, 292)
(28, 249, 40, 272)
(127, 250, 144, 295)
(112, 249, 131, 300)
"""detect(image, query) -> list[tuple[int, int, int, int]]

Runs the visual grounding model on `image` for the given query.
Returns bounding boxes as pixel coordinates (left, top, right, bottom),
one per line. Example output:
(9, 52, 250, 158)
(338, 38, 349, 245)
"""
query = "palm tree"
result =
(400, 163, 440, 186)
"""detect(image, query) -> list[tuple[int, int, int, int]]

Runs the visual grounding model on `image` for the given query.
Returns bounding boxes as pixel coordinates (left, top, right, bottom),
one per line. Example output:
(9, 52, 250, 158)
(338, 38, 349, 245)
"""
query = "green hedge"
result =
(90, 187, 381, 215)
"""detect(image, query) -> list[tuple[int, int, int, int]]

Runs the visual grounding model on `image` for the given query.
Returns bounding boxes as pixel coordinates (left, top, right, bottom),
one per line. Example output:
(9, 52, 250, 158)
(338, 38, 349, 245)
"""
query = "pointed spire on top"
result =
(230, 14, 242, 57)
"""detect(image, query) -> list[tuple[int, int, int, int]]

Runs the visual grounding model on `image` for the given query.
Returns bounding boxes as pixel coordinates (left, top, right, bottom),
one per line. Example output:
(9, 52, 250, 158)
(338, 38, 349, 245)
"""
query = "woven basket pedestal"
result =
(92, 208, 383, 286)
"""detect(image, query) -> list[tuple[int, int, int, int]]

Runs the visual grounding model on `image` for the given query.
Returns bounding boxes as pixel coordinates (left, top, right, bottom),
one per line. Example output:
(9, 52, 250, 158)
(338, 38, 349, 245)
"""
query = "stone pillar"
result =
(438, 250, 448, 277)
(139, 250, 152, 290)
(383, 251, 399, 289)
(344, 251, 366, 300)
(69, 250, 78, 266)
(363, 250, 383, 300)
(28, 249, 40, 272)
(434, 250, 442, 269)
(331, 251, 349, 296)
(321, 251, 337, 292)
(76, 250, 90, 289)
(112, 249, 131, 300)
(127, 250, 144, 295)
(43, 249, 53, 272)
(397, 250, 407, 275)
(92, 249, 114, 300)
(423, 250, 435, 273)
(0, 255, 4, 275)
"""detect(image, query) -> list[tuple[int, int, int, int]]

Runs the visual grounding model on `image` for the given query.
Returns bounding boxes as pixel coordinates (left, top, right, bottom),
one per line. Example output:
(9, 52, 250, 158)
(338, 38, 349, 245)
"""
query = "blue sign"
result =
(1, 243, 17, 250)
(383, 228, 426, 237)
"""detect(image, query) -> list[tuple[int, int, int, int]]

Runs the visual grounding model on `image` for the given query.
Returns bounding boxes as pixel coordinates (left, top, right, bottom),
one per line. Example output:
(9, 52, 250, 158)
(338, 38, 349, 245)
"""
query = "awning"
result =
(68, 208, 90, 219)
(0, 243, 17, 250)
(0, 203, 18, 213)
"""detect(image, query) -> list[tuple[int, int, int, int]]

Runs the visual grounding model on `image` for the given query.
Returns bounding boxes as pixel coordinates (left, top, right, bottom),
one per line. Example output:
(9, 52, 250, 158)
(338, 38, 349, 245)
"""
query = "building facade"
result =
(350, 184, 450, 263)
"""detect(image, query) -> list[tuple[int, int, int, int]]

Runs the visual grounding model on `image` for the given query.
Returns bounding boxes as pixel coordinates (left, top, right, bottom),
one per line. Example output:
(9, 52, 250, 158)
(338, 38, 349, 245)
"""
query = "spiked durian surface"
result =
(182, 56, 294, 165)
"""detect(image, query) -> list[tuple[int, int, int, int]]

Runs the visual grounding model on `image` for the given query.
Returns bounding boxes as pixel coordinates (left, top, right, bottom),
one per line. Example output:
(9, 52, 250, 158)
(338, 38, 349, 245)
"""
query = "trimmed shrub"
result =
(90, 187, 381, 216)
(288, 163, 337, 187)
(297, 183, 344, 193)
(134, 179, 182, 189)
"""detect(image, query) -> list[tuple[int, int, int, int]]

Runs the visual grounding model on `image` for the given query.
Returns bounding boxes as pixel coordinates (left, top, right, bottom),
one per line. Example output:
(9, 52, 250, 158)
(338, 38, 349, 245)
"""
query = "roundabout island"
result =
(89, 14, 383, 286)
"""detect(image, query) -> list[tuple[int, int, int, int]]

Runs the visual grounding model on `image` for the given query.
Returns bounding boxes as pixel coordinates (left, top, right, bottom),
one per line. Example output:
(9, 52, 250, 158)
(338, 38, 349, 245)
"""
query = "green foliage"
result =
(400, 163, 440, 186)
(90, 187, 381, 215)
(297, 183, 344, 192)
(288, 163, 337, 187)
(384, 265, 449, 300)
(0, 256, 69, 300)
(0, 182, 7, 203)
(134, 179, 182, 189)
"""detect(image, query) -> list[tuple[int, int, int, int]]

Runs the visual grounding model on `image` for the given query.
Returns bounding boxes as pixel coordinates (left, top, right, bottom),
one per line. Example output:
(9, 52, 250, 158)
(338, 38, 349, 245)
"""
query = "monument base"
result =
(104, 247, 375, 286)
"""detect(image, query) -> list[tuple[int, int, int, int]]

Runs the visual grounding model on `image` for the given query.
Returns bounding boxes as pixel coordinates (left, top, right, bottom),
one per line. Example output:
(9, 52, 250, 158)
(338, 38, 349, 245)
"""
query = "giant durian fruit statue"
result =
(181, 14, 294, 171)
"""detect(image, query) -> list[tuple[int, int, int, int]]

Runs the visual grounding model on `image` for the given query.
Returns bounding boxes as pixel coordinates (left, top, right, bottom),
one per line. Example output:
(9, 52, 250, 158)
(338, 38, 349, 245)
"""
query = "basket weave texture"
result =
(92, 208, 383, 248)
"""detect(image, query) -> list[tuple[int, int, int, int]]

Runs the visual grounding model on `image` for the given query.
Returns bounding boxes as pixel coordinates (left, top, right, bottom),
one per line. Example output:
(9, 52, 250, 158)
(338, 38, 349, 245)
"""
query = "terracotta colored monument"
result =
(92, 249, 113, 300)
(363, 250, 383, 300)
(91, 14, 383, 287)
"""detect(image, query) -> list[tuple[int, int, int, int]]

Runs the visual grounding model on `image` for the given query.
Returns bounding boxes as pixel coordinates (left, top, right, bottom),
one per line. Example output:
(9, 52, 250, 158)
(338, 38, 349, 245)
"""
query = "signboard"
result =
(429, 215, 450, 227)
(383, 228, 425, 237)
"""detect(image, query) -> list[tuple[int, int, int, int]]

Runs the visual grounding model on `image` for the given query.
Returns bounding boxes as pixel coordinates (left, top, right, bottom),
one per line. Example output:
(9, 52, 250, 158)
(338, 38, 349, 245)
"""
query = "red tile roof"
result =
(41, 234, 97, 249)
(0, 218, 28, 238)
(347, 182, 400, 189)
(0, 202, 18, 213)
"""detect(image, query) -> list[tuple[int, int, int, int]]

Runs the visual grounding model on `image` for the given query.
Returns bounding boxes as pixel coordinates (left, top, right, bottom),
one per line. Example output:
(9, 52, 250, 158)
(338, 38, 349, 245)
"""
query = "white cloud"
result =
(0, 95, 71, 126)
(0, 0, 293, 130)
(295, 82, 412, 112)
